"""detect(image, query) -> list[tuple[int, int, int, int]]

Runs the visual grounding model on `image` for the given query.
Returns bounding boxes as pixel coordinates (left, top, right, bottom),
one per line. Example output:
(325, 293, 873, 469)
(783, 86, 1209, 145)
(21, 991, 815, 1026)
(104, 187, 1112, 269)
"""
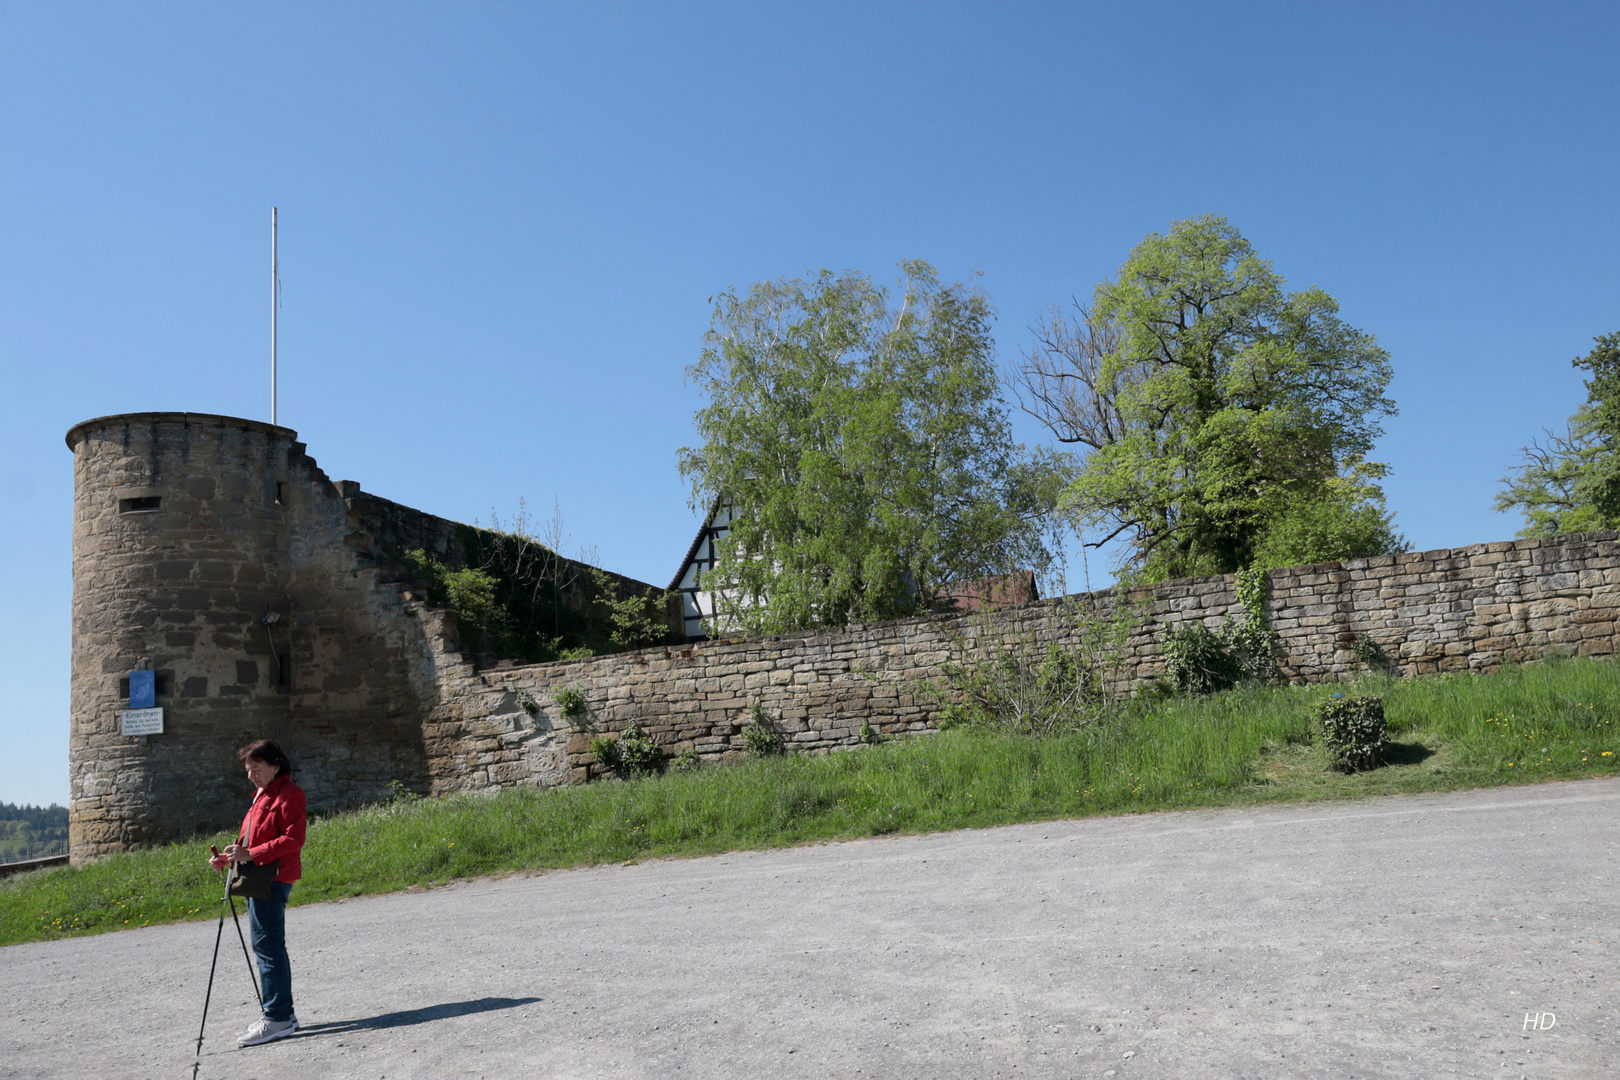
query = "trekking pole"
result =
(228, 885, 264, 1010)
(218, 836, 265, 1009)
(192, 849, 231, 1080)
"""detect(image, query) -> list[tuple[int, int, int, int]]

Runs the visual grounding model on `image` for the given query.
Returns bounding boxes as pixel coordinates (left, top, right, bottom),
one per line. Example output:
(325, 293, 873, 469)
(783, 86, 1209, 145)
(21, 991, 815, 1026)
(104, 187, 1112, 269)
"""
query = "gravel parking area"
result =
(3, 778, 1617, 1079)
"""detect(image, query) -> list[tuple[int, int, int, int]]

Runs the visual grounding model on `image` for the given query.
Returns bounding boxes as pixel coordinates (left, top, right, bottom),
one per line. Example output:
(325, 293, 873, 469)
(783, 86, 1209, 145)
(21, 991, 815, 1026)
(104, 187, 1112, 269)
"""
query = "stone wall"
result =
(66, 414, 449, 857)
(1263, 537, 1620, 677)
(67, 410, 1620, 856)
(417, 532, 1620, 793)
(65, 412, 665, 860)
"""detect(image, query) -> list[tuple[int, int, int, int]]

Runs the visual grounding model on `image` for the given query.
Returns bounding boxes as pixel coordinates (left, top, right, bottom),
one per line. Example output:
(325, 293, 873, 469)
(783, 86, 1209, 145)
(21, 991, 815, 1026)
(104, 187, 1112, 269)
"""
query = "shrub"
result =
(930, 599, 1134, 736)
(590, 721, 663, 778)
(1314, 693, 1387, 772)
(552, 687, 587, 717)
(938, 642, 1107, 736)
(1161, 568, 1277, 695)
(402, 548, 509, 654)
(1133, 676, 1179, 703)
(385, 779, 420, 804)
(587, 733, 615, 770)
(740, 705, 786, 756)
(588, 568, 680, 651)
(1352, 633, 1388, 668)
(1162, 622, 1250, 695)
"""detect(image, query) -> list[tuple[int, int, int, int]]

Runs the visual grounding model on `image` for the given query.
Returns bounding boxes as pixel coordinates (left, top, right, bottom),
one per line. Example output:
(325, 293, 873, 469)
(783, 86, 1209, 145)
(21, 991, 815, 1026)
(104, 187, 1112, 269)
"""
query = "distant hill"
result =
(0, 802, 69, 862)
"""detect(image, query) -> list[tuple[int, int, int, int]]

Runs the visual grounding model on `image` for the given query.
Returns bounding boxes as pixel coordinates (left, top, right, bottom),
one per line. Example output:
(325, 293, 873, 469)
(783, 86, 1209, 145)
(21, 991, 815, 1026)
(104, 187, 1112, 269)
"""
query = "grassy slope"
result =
(4, 657, 1618, 947)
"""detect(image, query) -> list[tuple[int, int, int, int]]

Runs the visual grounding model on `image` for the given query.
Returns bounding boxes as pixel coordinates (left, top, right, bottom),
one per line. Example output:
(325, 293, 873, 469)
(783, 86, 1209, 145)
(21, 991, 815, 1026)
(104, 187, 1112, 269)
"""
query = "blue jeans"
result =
(247, 881, 295, 1022)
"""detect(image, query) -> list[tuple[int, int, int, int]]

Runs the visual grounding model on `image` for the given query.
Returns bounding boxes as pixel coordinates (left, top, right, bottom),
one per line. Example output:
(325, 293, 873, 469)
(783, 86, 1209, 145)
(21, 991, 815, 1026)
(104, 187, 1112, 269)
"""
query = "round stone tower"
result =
(67, 413, 301, 859)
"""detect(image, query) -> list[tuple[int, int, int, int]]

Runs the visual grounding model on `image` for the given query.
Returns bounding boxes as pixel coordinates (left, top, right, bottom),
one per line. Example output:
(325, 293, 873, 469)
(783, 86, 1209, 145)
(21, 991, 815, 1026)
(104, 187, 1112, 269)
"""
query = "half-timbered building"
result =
(669, 498, 737, 639)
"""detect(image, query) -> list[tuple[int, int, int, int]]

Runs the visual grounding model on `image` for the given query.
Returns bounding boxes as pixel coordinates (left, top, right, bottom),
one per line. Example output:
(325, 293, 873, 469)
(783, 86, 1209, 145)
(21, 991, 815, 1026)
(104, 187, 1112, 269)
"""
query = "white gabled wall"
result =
(672, 500, 738, 638)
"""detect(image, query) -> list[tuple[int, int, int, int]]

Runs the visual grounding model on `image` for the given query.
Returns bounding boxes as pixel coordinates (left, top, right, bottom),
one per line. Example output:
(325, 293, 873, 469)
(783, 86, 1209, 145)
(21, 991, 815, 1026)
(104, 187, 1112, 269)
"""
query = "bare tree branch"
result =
(1010, 302, 1137, 450)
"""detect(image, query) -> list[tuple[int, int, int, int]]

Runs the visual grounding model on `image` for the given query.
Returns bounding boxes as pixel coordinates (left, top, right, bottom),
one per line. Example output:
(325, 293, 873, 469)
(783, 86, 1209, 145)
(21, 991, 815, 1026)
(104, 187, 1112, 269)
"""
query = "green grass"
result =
(6, 656, 1620, 947)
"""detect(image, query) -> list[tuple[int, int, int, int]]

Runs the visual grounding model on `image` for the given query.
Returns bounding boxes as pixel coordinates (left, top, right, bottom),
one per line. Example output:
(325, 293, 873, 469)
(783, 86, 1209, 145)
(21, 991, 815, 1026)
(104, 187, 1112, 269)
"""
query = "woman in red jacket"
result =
(208, 738, 306, 1047)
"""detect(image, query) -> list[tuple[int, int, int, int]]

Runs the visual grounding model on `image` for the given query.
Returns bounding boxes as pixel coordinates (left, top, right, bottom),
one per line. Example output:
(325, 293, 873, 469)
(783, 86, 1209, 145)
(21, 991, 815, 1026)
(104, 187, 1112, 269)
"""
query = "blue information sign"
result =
(129, 670, 156, 709)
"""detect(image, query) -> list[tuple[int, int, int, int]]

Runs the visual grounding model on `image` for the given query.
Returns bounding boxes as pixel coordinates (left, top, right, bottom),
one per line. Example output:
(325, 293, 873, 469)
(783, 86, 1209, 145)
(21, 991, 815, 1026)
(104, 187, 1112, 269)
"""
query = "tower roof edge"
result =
(65, 412, 299, 451)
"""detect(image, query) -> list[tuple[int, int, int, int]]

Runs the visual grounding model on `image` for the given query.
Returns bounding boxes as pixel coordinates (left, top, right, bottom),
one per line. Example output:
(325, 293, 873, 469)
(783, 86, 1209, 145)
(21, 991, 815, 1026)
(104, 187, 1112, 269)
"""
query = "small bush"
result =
(669, 747, 702, 773)
(1163, 622, 1249, 695)
(931, 599, 1134, 735)
(938, 642, 1109, 735)
(587, 734, 616, 771)
(858, 721, 882, 745)
(402, 548, 509, 654)
(1314, 693, 1387, 772)
(1352, 633, 1388, 668)
(589, 568, 681, 651)
(741, 705, 785, 757)
(553, 687, 587, 717)
(386, 779, 420, 804)
(1161, 569, 1277, 694)
(590, 720, 663, 778)
(1133, 676, 1179, 703)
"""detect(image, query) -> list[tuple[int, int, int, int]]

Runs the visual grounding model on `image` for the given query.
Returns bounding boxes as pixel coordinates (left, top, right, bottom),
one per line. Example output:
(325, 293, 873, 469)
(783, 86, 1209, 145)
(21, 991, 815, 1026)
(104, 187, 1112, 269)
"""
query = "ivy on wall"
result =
(1161, 566, 1277, 694)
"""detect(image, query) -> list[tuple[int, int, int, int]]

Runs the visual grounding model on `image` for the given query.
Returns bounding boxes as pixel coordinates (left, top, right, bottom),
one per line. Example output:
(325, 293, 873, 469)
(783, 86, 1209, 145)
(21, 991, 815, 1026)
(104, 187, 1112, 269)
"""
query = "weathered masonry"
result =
(423, 530, 1620, 791)
(68, 412, 1620, 859)
(66, 412, 671, 860)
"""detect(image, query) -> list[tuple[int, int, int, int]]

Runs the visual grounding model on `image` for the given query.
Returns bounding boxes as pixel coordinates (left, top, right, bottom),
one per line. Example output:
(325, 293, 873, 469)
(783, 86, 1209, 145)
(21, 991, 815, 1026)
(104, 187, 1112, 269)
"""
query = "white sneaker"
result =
(238, 1015, 299, 1046)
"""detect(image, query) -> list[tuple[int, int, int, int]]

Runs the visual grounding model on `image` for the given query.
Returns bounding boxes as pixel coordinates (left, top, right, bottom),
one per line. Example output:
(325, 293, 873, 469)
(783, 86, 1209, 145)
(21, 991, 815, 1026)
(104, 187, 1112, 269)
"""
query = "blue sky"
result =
(2, 2, 1617, 807)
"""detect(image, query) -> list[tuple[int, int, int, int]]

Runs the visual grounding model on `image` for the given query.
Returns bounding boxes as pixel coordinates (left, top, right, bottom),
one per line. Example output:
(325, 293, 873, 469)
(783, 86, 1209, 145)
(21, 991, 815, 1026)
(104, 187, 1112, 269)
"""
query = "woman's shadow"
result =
(293, 996, 542, 1035)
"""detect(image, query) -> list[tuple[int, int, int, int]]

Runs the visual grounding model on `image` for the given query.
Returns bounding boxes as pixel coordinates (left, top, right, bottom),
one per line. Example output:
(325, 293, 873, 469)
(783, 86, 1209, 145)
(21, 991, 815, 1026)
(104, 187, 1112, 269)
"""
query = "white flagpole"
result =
(271, 207, 279, 426)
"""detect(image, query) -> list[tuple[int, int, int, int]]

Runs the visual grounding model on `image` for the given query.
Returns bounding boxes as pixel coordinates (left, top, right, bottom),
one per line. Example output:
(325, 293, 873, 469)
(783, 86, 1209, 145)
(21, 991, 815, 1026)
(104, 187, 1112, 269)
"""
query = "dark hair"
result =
(236, 738, 293, 778)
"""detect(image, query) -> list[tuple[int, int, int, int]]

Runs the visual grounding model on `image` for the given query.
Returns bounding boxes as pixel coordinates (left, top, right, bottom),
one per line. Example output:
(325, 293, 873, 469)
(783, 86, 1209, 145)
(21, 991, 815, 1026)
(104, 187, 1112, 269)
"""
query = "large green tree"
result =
(1496, 332, 1620, 536)
(1016, 214, 1403, 581)
(680, 261, 1059, 633)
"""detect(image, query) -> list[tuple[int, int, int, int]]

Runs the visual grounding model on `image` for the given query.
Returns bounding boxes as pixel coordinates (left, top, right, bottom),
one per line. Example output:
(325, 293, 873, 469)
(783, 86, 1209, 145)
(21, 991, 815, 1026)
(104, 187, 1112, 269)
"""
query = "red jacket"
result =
(239, 774, 306, 883)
